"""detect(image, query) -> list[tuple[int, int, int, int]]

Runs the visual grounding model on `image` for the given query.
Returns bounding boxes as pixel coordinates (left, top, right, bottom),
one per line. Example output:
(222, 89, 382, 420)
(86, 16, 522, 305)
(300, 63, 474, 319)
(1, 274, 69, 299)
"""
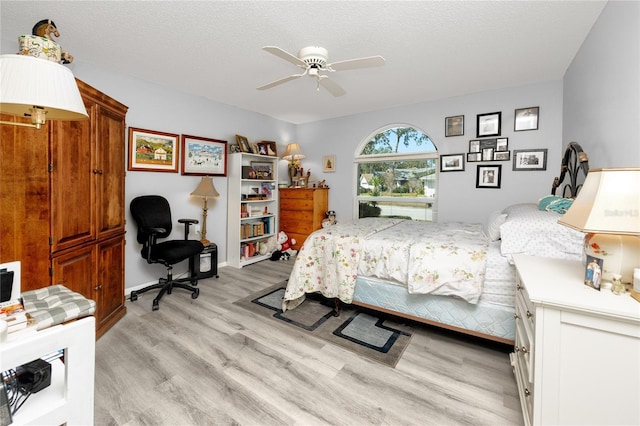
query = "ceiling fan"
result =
(257, 46, 385, 97)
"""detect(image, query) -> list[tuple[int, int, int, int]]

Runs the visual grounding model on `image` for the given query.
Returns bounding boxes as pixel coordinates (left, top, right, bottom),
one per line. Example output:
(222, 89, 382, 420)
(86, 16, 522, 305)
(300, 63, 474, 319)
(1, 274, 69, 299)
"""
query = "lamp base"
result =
(585, 233, 640, 284)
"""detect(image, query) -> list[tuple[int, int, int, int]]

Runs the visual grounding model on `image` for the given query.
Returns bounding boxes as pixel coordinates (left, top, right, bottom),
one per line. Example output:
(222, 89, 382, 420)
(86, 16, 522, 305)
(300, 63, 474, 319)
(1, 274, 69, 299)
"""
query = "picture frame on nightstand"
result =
(584, 255, 603, 290)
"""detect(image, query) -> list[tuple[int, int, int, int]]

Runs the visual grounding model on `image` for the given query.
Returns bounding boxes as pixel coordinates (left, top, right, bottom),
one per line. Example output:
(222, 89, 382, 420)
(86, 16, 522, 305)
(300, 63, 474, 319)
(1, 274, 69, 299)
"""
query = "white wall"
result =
(563, 0, 640, 168)
(297, 80, 564, 224)
(67, 61, 297, 289)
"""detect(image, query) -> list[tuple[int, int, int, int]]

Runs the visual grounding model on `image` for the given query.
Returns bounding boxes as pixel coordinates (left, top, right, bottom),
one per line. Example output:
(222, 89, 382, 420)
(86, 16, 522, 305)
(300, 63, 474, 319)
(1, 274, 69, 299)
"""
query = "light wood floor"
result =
(94, 259, 523, 425)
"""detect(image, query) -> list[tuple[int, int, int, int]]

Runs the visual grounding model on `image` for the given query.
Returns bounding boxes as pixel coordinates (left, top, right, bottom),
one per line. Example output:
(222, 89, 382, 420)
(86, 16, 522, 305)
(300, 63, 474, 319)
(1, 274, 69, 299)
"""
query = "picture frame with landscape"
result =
(181, 134, 228, 176)
(440, 154, 465, 172)
(514, 106, 539, 131)
(128, 127, 179, 173)
(476, 111, 501, 137)
(513, 149, 547, 171)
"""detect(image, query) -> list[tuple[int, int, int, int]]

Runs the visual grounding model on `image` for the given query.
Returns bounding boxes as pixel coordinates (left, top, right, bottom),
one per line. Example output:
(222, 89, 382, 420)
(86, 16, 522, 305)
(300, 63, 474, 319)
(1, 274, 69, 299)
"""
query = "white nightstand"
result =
(511, 254, 640, 426)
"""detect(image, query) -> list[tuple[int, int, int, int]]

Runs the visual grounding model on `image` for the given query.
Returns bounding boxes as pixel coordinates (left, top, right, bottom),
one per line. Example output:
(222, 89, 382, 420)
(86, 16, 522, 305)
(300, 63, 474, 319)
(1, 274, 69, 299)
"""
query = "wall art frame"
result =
(513, 148, 547, 171)
(440, 154, 465, 172)
(467, 152, 482, 162)
(323, 155, 336, 172)
(128, 127, 179, 173)
(476, 164, 502, 188)
(514, 106, 539, 131)
(445, 115, 464, 137)
(181, 134, 228, 176)
(476, 111, 502, 137)
(235, 134, 251, 153)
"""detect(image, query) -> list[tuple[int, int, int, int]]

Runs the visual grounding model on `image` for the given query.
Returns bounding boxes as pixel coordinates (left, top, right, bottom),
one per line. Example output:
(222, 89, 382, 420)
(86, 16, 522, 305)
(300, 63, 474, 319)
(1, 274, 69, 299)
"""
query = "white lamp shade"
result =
(558, 168, 640, 235)
(282, 143, 305, 161)
(0, 54, 88, 121)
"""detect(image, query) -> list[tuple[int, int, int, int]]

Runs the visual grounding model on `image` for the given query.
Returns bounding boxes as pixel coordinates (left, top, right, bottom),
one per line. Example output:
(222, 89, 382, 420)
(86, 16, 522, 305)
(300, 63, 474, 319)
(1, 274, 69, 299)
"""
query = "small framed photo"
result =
(295, 176, 307, 188)
(469, 140, 480, 153)
(496, 137, 508, 152)
(513, 149, 547, 171)
(585, 255, 603, 290)
(476, 165, 501, 189)
(445, 115, 464, 137)
(440, 154, 465, 172)
(494, 151, 511, 161)
(482, 147, 494, 162)
(181, 134, 228, 176)
(128, 127, 179, 173)
(323, 155, 336, 172)
(250, 161, 273, 180)
(257, 141, 277, 156)
(235, 135, 251, 153)
(467, 152, 481, 162)
(476, 111, 502, 137)
(514, 106, 539, 131)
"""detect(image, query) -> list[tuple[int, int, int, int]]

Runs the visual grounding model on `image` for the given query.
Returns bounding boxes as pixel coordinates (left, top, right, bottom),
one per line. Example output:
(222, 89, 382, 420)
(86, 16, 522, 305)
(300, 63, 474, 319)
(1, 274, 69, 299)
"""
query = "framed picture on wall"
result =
(476, 165, 501, 188)
(440, 154, 465, 172)
(445, 115, 464, 137)
(181, 134, 228, 176)
(128, 127, 179, 173)
(514, 106, 539, 131)
(476, 111, 502, 137)
(513, 149, 547, 171)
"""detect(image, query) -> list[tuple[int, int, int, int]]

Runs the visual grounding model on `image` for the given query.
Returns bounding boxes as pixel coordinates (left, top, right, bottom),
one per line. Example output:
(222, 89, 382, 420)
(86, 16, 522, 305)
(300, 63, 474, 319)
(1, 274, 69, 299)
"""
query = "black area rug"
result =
(234, 283, 414, 367)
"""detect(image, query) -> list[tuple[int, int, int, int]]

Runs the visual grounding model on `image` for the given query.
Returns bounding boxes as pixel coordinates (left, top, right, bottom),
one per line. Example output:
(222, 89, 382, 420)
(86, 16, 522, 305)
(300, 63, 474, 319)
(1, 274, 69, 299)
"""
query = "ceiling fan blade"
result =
(262, 46, 307, 68)
(327, 55, 385, 71)
(319, 76, 346, 97)
(257, 73, 305, 91)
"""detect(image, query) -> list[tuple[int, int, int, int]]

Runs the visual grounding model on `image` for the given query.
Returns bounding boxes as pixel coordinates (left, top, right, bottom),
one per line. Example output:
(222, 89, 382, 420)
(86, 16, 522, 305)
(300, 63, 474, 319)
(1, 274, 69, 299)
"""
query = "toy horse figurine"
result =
(32, 19, 73, 63)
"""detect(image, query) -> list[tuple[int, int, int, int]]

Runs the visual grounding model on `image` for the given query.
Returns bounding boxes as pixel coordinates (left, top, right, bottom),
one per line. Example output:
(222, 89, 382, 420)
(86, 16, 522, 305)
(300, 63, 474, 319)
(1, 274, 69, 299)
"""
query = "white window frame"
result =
(353, 125, 439, 221)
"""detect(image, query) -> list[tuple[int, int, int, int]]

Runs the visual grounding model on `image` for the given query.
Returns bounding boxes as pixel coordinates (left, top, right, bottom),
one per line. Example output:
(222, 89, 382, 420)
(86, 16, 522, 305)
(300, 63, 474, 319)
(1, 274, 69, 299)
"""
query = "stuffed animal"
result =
(269, 250, 290, 261)
(276, 231, 297, 256)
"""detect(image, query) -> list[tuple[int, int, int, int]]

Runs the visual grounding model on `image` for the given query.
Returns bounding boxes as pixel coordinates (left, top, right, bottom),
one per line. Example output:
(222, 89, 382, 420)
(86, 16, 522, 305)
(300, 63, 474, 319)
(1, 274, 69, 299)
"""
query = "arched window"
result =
(355, 125, 438, 221)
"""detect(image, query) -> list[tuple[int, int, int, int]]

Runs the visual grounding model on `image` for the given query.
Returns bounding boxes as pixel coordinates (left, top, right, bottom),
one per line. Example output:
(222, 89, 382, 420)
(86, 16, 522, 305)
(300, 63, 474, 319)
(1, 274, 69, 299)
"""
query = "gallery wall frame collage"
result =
(441, 106, 545, 189)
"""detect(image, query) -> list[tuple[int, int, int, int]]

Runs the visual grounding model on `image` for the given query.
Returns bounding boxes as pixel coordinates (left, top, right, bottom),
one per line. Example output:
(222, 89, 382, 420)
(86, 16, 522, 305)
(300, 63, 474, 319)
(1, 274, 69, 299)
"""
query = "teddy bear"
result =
(276, 231, 297, 256)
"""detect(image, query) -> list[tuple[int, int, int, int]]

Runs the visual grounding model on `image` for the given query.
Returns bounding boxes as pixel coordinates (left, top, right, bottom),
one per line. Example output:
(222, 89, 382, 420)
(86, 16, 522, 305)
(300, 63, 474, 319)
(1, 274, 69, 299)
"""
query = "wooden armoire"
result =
(0, 79, 128, 339)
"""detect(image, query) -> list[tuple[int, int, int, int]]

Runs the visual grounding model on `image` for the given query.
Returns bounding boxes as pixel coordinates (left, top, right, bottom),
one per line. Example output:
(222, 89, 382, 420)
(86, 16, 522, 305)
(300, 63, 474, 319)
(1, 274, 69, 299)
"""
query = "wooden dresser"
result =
(279, 188, 329, 250)
(0, 79, 128, 339)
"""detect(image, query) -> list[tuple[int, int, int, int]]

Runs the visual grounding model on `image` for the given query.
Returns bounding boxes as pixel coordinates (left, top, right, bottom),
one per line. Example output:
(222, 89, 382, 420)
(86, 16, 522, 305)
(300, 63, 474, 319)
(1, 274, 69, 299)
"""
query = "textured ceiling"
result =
(0, 1, 606, 124)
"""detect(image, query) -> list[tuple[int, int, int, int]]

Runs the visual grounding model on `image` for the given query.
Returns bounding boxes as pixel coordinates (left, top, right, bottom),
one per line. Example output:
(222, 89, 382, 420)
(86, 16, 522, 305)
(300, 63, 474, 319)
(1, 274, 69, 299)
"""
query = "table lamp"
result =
(282, 143, 305, 187)
(558, 168, 640, 284)
(190, 176, 220, 246)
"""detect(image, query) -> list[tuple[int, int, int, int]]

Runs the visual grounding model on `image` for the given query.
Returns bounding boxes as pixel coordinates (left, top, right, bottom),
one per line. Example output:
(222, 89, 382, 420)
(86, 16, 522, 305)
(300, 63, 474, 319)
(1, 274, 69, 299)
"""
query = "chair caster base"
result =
(152, 300, 159, 311)
(192, 288, 199, 299)
(131, 291, 138, 302)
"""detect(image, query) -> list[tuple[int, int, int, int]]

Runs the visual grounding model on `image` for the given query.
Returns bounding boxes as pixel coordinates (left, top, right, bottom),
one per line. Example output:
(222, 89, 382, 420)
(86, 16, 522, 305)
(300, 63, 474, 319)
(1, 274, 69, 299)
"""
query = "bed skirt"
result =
(352, 276, 516, 344)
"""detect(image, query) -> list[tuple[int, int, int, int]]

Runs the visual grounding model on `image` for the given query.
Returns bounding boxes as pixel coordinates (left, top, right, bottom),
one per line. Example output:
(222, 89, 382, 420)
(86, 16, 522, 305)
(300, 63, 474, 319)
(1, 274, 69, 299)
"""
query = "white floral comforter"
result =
(283, 218, 489, 311)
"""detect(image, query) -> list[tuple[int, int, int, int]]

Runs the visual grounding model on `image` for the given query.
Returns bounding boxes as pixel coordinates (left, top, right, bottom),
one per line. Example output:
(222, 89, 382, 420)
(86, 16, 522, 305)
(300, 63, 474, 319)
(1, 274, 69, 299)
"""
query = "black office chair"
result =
(129, 195, 205, 311)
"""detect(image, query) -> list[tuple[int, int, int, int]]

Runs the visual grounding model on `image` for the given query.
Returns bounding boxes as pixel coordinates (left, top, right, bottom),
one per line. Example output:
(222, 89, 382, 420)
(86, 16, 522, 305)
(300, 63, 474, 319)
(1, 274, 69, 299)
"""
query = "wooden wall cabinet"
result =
(0, 79, 128, 339)
(279, 188, 329, 250)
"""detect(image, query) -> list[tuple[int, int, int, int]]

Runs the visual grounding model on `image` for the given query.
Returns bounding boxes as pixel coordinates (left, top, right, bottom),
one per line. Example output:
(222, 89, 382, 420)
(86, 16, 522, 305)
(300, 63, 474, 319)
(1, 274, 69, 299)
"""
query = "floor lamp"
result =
(190, 176, 220, 246)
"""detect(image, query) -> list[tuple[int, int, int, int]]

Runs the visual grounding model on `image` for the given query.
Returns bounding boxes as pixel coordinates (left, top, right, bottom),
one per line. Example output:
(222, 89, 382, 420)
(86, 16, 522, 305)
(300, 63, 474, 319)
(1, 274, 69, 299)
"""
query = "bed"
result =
(282, 142, 590, 344)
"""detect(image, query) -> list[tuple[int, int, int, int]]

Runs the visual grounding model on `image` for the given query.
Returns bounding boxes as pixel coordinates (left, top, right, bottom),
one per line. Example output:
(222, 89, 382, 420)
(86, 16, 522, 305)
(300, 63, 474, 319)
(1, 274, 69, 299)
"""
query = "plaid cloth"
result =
(21, 285, 96, 330)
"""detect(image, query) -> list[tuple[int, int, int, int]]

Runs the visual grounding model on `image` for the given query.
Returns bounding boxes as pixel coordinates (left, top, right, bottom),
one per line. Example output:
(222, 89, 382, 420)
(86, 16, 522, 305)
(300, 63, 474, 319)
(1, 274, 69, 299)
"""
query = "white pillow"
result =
(484, 211, 507, 242)
(500, 203, 584, 261)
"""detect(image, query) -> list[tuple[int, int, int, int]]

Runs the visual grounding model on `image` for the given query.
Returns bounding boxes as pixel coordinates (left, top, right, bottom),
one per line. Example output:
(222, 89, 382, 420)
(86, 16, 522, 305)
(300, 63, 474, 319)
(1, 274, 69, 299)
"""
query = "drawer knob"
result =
(526, 310, 533, 318)
(520, 345, 528, 353)
(524, 388, 531, 397)
(517, 284, 523, 291)
(514, 313, 521, 320)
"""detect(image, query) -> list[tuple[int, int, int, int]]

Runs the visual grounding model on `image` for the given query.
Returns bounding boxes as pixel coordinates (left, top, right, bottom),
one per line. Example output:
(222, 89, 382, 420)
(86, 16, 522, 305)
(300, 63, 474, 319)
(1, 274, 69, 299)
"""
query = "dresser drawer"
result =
(280, 198, 314, 211)
(279, 189, 315, 200)
(280, 215, 314, 234)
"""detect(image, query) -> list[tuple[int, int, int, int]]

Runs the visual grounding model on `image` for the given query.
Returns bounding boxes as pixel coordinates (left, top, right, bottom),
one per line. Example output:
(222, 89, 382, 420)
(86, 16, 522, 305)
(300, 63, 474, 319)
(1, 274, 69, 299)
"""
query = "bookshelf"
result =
(227, 152, 279, 268)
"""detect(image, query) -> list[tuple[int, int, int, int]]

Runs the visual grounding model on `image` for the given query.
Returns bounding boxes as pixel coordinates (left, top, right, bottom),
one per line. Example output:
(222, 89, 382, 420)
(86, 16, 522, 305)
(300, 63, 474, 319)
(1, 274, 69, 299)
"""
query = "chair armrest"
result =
(178, 218, 199, 240)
